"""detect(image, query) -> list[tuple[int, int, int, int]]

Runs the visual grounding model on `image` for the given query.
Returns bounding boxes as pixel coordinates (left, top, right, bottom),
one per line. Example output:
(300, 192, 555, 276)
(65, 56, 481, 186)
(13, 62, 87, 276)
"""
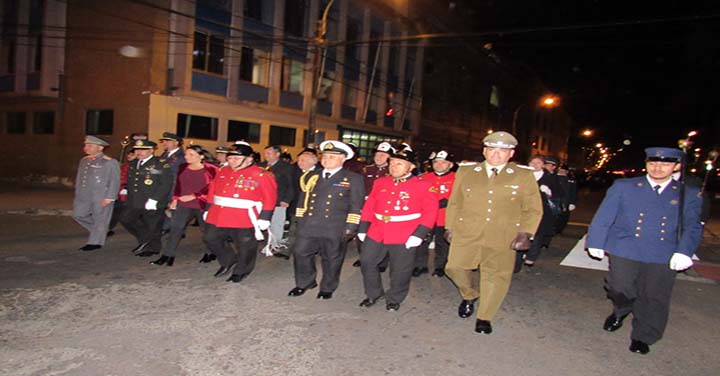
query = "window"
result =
(489, 85, 499, 107)
(281, 57, 304, 94)
(345, 15, 361, 62)
(318, 72, 334, 100)
(239, 47, 269, 86)
(269, 125, 296, 146)
(342, 81, 357, 106)
(193, 31, 225, 75)
(284, 0, 307, 37)
(339, 128, 400, 161)
(86, 110, 113, 135)
(6, 112, 26, 134)
(244, 0, 273, 24)
(33, 111, 54, 134)
(176, 113, 218, 140)
(227, 120, 260, 143)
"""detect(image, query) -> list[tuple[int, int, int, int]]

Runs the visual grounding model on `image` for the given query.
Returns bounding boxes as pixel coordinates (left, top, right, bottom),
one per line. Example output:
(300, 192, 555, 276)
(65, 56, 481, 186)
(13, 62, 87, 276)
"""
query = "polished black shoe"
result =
(352, 259, 361, 267)
(136, 250, 158, 257)
(273, 252, 290, 260)
(386, 302, 400, 312)
(359, 295, 383, 307)
(131, 242, 150, 255)
(412, 267, 429, 277)
(603, 313, 627, 332)
(150, 255, 174, 266)
(79, 244, 102, 251)
(458, 299, 477, 319)
(106, 230, 115, 237)
(629, 339, 650, 354)
(432, 268, 445, 277)
(475, 319, 493, 334)
(198, 253, 216, 263)
(214, 262, 237, 278)
(317, 291, 333, 300)
(378, 265, 387, 273)
(226, 273, 248, 283)
(288, 282, 318, 297)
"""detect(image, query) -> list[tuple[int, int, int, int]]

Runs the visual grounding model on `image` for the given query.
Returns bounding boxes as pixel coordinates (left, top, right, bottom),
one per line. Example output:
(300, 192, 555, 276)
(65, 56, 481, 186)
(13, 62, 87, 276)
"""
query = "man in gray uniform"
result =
(73, 136, 120, 251)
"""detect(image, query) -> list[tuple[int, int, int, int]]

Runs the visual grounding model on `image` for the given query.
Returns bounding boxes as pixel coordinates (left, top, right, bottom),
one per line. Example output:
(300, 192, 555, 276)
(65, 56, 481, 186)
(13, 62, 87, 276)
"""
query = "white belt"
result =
(213, 196, 264, 240)
(375, 213, 421, 223)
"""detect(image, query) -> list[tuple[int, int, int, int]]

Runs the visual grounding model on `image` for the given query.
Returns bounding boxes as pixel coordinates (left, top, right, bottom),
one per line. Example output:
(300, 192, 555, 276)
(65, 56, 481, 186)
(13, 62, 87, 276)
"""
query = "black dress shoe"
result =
(214, 262, 237, 278)
(226, 273, 248, 283)
(432, 268, 445, 277)
(150, 255, 174, 266)
(198, 253, 216, 263)
(378, 265, 387, 273)
(359, 295, 383, 307)
(273, 252, 290, 260)
(106, 230, 115, 237)
(317, 291, 333, 300)
(288, 282, 318, 296)
(458, 299, 477, 318)
(603, 313, 627, 332)
(136, 250, 158, 257)
(131, 242, 150, 255)
(412, 267, 429, 277)
(629, 339, 650, 354)
(386, 302, 400, 311)
(79, 244, 102, 251)
(352, 259, 361, 267)
(475, 319, 493, 334)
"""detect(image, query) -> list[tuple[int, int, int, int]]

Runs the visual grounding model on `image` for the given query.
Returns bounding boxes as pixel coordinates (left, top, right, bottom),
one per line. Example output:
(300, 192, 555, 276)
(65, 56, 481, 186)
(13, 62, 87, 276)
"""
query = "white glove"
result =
(202, 211, 208, 221)
(257, 219, 270, 231)
(357, 233, 366, 242)
(568, 204, 576, 211)
(587, 248, 605, 259)
(145, 199, 158, 211)
(119, 189, 128, 196)
(669, 253, 693, 271)
(405, 235, 423, 249)
(539, 185, 552, 197)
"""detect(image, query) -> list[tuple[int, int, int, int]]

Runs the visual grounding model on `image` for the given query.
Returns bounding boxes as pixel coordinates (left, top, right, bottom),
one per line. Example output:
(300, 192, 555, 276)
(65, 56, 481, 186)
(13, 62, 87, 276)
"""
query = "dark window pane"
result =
(244, 0, 262, 20)
(269, 125, 296, 146)
(284, 0, 306, 37)
(227, 120, 260, 143)
(239, 47, 254, 81)
(208, 35, 224, 74)
(6, 112, 26, 134)
(193, 31, 207, 70)
(86, 110, 113, 135)
(176, 113, 218, 140)
(33, 111, 54, 134)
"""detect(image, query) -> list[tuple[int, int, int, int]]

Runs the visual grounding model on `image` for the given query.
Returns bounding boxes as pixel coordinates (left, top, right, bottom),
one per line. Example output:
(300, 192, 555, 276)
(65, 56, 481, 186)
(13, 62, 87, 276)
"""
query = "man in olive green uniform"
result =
(444, 131, 543, 334)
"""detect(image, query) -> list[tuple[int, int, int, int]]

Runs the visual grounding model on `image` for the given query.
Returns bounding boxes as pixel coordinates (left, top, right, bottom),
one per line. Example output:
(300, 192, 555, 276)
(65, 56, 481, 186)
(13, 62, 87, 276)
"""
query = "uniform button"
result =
(661, 223, 665, 226)
(466, 189, 471, 192)
(662, 216, 667, 220)
(661, 230, 666, 233)
(459, 218, 463, 221)
(637, 220, 643, 223)
(326, 201, 331, 204)
(384, 210, 389, 213)
(391, 192, 395, 195)
(308, 213, 313, 216)
(312, 194, 317, 197)
(486, 218, 491, 221)
(635, 234, 640, 237)
(487, 209, 492, 212)
(309, 207, 314, 209)
(488, 190, 494, 194)
(324, 215, 329, 218)
(310, 200, 315, 203)
(488, 200, 492, 203)
(660, 237, 665, 241)
(327, 195, 332, 198)
(639, 213, 644, 216)
(387, 201, 392, 204)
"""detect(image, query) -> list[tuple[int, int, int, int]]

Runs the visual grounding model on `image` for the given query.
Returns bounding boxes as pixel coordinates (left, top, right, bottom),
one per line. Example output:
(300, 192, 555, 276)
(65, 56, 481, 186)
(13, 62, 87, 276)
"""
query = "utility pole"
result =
(307, 0, 336, 147)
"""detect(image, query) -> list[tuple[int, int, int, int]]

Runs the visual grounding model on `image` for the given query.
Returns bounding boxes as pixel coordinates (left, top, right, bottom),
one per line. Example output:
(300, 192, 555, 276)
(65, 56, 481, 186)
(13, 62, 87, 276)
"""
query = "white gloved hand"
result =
(145, 199, 158, 211)
(119, 189, 128, 196)
(539, 185, 552, 197)
(669, 253, 693, 271)
(257, 219, 270, 231)
(587, 248, 605, 259)
(405, 235, 423, 249)
(202, 211, 208, 221)
(357, 233, 366, 242)
(568, 204, 576, 211)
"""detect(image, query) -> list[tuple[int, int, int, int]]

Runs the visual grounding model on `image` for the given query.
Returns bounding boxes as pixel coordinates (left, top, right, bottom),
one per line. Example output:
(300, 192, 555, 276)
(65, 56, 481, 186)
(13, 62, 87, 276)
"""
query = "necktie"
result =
(138, 160, 144, 169)
(324, 172, 331, 180)
(490, 168, 498, 178)
(653, 185, 661, 195)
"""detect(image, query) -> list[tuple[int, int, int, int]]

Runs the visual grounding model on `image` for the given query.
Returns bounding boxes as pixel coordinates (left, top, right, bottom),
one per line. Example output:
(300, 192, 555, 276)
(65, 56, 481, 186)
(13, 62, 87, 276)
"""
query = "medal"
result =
(145, 179, 153, 185)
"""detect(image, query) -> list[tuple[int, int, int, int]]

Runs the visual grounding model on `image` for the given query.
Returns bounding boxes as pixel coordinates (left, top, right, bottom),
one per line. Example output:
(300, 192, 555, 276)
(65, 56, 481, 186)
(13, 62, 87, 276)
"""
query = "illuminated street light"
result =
(687, 130, 698, 137)
(512, 94, 560, 134)
(581, 129, 593, 137)
(595, 143, 603, 148)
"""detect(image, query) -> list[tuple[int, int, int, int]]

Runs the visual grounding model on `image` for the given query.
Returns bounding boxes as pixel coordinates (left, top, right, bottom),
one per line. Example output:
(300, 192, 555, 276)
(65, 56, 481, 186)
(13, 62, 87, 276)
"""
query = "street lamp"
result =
(511, 94, 559, 135)
(581, 129, 593, 137)
(307, 0, 336, 147)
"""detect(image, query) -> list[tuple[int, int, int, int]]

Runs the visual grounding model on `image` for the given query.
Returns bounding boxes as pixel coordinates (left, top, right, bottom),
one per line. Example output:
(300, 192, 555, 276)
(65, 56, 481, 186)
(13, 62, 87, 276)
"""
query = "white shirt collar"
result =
(484, 162, 506, 178)
(138, 155, 153, 166)
(533, 170, 544, 180)
(646, 175, 673, 194)
(166, 148, 180, 157)
(323, 167, 342, 178)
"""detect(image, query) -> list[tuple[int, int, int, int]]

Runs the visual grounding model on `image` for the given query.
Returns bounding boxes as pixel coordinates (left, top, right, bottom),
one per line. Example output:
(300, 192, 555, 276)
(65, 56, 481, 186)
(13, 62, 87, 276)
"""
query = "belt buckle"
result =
(382, 215, 392, 223)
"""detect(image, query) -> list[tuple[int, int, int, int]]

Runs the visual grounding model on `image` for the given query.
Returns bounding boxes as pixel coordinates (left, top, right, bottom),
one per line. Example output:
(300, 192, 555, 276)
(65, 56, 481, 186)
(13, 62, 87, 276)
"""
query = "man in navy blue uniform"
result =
(586, 147, 703, 355)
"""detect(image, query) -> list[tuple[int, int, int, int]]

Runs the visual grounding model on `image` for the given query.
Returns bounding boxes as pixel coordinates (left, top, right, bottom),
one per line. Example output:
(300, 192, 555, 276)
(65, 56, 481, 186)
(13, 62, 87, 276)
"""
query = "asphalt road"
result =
(0, 188, 718, 376)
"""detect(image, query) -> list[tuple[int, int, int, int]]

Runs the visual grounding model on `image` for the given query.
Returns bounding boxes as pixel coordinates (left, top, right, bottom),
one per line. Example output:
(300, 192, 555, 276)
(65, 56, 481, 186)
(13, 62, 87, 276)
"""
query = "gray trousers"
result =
(292, 235, 346, 292)
(606, 255, 677, 345)
(162, 205, 205, 257)
(73, 199, 114, 246)
(360, 238, 416, 305)
(268, 206, 287, 247)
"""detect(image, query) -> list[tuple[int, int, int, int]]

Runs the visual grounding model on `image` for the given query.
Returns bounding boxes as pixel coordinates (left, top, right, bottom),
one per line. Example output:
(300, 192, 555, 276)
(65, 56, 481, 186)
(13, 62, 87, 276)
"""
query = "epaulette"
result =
(516, 164, 534, 170)
(458, 162, 478, 167)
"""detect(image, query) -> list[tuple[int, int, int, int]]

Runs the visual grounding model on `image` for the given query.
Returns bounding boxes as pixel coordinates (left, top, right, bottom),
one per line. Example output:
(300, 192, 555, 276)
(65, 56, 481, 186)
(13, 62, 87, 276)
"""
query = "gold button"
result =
(387, 201, 392, 204)
(661, 223, 665, 226)
(488, 200, 492, 203)
(638, 220, 643, 223)
(636, 227, 641, 230)
(488, 190, 494, 194)
(639, 213, 645, 216)
(327, 195, 332, 198)
(661, 230, 666, 233)
(635, 234, 640, 237)
(312, 194, 317, 197)
(326, 201, 331, 204)
(660, 237, 665, 241)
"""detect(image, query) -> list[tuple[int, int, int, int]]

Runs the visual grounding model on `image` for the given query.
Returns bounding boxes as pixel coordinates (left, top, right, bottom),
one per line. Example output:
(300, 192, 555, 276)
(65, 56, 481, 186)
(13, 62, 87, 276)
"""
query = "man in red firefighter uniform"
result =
(413, 150, 456, 277)
(357, 147, 438, 311)
(203, 142, 277, 283)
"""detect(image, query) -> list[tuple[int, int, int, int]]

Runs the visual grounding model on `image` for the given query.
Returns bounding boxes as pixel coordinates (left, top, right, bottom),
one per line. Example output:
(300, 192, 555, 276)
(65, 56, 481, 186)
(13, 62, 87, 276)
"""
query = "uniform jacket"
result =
(125, 156, 174, 209)
(205, 164, 277, 228)
(362, 164, 389, 194)
(295, 168, 366, 238)
(172, 162, 219, 208)
(418, 170, 456, 227)
(445, 162, 543, 267)
(260, 160, 296, 205)
(160, 148, 186, 176)
(359, 175, 438, 244)
(586, 176, 703, 264)
(74, 152, 120, 202)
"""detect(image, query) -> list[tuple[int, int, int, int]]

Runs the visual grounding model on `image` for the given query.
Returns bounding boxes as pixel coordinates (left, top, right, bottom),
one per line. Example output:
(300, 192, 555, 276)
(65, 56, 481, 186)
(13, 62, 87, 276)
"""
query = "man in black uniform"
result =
(120, 140, 174, 257)
(288, 141, 365, 299)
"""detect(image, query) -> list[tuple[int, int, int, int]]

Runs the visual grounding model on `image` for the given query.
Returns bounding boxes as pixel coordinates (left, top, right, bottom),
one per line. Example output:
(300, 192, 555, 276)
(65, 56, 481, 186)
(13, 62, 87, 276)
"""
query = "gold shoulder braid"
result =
(296, 171, 320, 217)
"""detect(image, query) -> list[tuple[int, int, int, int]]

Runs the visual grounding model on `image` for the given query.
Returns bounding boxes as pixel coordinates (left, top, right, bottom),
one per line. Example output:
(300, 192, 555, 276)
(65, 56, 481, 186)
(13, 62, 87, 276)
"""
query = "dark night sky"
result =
(454, 0, 720, 164)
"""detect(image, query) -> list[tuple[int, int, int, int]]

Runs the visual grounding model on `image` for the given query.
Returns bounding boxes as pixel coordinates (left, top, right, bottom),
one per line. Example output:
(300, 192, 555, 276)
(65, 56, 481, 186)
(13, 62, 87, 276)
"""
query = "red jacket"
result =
(206, 164, 277, 228)
(418, 171, 456, 227)
(359, 175, 438, 244)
